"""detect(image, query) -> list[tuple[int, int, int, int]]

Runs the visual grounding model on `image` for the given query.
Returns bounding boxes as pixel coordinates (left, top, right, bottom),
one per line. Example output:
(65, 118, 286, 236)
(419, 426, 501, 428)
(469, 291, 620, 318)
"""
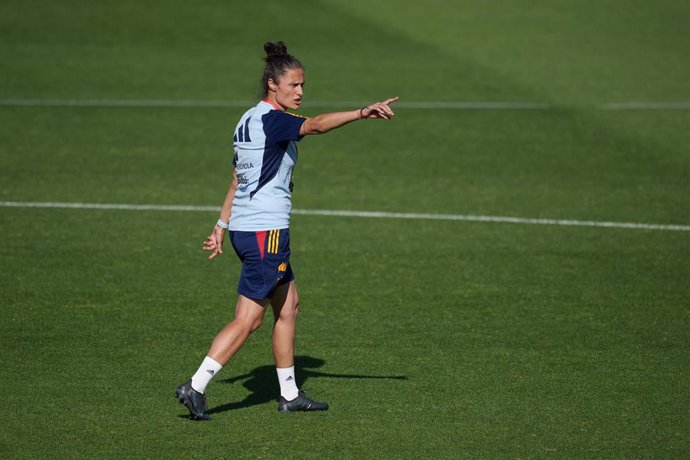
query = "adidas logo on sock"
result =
(206, 370, 215, 375)
(285, 376, 294, 381)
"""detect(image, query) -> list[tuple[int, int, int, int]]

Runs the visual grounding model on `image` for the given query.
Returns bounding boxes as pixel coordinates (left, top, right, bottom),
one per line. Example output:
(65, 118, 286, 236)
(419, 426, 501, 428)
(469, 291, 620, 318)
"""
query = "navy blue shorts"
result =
(229, 229, 294, 301)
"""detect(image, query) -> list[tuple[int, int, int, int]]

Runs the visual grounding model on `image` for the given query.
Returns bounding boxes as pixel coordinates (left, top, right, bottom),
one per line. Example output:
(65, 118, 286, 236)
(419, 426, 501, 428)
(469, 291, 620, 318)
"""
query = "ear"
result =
(267, 78, 278, 92)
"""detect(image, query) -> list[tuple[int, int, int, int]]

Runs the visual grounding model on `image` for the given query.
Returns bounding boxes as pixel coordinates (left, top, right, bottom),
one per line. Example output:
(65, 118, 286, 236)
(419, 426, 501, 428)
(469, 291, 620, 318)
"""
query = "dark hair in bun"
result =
(261, 41, 303, 97)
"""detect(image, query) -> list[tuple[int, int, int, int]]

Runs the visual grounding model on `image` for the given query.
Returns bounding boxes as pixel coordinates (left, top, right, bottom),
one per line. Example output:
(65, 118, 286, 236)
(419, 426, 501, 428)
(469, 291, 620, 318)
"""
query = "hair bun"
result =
(264, 41, 288, 59)
(260, 41, 303, 97)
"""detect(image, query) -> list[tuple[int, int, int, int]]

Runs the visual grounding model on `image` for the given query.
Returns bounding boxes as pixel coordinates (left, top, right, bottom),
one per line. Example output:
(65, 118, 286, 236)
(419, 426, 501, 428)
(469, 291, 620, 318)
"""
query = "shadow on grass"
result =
(207, 355, 407, 414)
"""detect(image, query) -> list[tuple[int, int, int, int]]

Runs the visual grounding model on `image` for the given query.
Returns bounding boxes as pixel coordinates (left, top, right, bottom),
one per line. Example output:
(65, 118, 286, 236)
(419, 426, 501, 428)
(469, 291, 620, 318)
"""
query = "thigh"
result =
(234, 294, 270, 323)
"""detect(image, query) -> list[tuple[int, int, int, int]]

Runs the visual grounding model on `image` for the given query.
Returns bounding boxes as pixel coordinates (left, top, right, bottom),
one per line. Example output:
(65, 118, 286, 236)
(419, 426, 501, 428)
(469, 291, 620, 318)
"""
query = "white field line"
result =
(1, 201, 688, 232)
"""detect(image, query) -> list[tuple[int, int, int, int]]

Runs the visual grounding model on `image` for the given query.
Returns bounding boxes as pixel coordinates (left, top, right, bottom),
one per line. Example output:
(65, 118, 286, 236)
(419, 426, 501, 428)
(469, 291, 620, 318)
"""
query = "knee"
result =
(250, 316, 263, 333)
(281, 298, 300, 322)
(233, 315, 263, 335)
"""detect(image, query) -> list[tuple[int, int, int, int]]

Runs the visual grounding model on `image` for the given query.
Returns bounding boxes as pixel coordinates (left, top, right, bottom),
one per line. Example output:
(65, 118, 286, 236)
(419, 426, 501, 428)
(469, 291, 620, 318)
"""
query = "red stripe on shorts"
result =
(255, 231, 267, 260)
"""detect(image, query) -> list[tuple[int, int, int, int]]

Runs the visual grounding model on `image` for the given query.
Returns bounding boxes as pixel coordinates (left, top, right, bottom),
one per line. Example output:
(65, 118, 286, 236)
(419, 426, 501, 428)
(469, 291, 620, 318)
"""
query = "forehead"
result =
(281, 67, 304, 82)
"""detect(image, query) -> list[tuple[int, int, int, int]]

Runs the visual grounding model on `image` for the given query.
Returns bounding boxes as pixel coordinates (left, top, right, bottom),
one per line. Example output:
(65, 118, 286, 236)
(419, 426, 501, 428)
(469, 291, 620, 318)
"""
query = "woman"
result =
(176, 41, 398, 420)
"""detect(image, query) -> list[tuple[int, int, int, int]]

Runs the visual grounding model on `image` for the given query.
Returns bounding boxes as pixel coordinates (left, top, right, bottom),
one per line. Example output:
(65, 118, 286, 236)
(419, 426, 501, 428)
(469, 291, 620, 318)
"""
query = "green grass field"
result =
(1, 0, 689, 457)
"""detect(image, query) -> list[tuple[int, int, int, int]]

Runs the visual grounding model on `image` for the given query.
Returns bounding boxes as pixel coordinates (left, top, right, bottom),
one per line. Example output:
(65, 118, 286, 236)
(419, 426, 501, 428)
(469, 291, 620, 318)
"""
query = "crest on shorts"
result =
(278, 262, 287, 272)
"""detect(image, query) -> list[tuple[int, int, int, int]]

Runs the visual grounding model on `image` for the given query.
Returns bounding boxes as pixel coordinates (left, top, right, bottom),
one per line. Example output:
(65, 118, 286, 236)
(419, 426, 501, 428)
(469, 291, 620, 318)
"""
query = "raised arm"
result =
(299, 96, 398, 136)
(203, 169, 238, 260)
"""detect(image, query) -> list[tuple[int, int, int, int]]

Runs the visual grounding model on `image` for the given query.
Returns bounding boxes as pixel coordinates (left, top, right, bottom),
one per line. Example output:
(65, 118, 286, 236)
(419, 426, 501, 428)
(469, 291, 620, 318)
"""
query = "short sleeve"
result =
(262, 110, 306, 143)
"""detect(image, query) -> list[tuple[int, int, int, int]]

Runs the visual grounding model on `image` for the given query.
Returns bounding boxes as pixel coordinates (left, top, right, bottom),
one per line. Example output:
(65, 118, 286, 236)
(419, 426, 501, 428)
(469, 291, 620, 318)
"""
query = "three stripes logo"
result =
(278, 262, 287, 273)
(233, 116, 252, 143)
(267, 230, 281, 254)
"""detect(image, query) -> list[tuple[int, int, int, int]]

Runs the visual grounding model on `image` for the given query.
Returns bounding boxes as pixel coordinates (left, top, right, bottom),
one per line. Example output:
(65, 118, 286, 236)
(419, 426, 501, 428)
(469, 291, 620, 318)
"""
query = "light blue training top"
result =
(228, 100, 306, 232)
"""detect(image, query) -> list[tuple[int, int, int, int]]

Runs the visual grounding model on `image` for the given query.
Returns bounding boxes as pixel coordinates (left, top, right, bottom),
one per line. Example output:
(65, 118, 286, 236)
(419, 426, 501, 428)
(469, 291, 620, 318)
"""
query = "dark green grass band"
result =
(3, 99, 690, 110)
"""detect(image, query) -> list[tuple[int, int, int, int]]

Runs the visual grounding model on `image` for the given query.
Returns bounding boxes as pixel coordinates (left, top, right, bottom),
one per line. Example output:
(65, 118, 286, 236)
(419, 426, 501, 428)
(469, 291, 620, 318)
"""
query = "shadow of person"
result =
(207, 355, 407, 415)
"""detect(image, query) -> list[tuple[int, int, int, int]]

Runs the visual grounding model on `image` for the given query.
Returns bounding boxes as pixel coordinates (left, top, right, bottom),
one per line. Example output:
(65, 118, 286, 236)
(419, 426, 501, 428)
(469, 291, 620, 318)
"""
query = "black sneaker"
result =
(175, 380, 211, 421)
(277, 391, 329, 412)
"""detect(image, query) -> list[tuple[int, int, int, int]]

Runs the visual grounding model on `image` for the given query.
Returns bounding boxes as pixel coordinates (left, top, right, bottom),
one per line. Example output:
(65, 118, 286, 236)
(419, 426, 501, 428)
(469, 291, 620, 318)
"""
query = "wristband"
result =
(359, 107, 366, 119)
(216, 218, 229, 229)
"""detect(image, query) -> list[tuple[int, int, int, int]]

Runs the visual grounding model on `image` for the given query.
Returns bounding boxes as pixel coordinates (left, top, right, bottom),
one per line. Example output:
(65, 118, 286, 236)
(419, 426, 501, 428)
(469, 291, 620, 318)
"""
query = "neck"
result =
(264, 95, 283, 111)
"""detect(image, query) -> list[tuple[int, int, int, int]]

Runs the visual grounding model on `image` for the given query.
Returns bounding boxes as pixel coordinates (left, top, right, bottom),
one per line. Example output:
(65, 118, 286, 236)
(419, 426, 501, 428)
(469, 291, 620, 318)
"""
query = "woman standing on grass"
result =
(176, 41, 398, 420)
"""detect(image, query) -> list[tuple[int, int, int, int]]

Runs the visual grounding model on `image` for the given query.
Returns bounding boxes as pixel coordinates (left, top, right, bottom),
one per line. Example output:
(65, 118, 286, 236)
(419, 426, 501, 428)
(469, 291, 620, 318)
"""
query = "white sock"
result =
(276, 366, 299, 401)
(191, 356, 223, 394)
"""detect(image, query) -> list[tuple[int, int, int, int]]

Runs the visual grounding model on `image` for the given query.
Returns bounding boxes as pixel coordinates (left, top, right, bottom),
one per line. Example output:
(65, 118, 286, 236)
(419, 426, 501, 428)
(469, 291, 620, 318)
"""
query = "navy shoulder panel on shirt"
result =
(262, 110, 306, 143)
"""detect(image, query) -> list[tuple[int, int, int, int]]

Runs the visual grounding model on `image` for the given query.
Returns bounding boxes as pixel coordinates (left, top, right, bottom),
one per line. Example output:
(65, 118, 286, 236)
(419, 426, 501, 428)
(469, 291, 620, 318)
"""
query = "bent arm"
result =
(299, 96, 398, 136)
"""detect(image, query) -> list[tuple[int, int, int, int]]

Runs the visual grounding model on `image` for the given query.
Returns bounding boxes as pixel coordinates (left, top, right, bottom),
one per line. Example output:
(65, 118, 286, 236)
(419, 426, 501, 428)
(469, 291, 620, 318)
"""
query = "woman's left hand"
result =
(203, 225, 226, 260)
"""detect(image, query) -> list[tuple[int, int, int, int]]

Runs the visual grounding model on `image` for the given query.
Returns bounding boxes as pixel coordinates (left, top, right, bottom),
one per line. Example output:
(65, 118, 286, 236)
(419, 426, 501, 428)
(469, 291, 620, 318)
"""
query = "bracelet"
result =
(359, 107, 366, 119)
(216, 218, 229, 229)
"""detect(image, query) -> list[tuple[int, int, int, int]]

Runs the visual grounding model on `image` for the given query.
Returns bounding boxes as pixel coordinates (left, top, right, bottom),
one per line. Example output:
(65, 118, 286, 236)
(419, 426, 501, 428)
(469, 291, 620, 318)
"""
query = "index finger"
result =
(383, 96, 399, 105)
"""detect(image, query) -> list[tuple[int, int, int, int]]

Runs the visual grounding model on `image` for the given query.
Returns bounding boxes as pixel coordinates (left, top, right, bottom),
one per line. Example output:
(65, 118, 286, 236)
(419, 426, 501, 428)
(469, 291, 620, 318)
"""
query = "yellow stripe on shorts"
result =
(268, 230, 280, 254)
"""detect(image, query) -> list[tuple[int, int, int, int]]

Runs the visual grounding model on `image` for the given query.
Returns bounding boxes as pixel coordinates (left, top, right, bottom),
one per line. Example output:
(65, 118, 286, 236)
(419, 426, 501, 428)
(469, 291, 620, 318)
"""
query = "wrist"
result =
(359, 107, 366, 119)
(216, 218, 229, 229)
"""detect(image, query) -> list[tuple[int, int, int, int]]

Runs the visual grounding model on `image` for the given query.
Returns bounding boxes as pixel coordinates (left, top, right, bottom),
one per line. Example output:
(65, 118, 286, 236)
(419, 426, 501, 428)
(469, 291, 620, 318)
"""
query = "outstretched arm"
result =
(299, 96, 398, 136)
(203, 169, 238, 260)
